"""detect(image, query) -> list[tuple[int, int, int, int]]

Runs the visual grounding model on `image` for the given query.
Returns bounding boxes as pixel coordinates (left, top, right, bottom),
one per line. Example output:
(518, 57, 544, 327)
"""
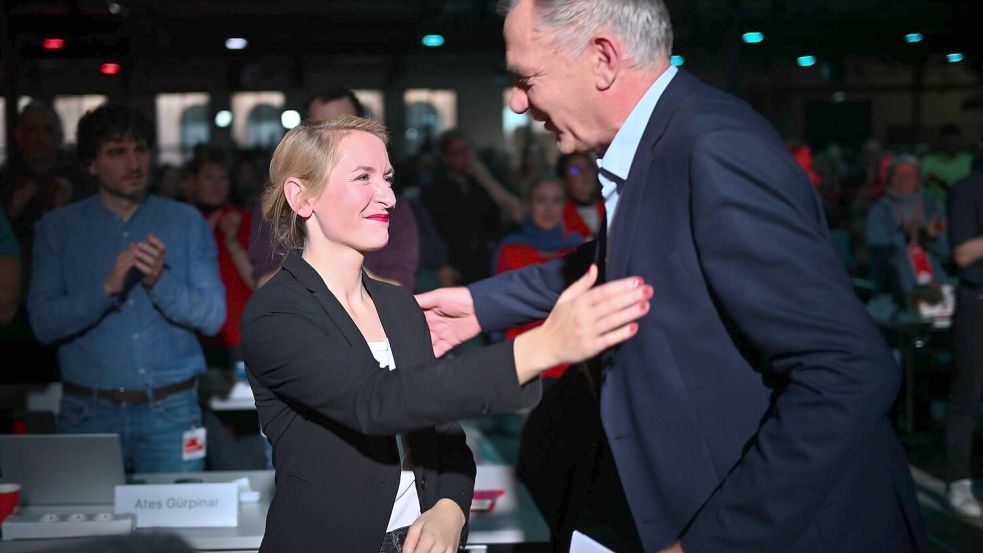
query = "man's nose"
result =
(509, 87, 529, 114)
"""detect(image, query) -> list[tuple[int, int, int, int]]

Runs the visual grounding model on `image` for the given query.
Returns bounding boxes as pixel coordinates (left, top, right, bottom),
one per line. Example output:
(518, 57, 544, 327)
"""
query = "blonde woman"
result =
(241, 116, 649, 553)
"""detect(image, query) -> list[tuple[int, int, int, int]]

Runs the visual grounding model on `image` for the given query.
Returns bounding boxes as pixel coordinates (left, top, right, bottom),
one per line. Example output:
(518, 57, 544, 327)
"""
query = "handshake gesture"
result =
(103, 233, 167, 295)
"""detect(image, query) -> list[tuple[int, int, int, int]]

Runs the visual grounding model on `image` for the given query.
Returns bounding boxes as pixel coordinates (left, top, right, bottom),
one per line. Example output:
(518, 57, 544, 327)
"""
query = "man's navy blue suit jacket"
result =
(470, 69, 927, 553)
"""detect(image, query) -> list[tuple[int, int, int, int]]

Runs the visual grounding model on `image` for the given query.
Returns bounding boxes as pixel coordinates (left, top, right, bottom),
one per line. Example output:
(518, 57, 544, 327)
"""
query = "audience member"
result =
(0, 103, 94, 362)
(232, 148, 271, 210)
(512, 125, 552, 194)
(27, 104, 225, 472)
(556, 153, 603, 239)
(944, 130, 983, 518)
(866, 154, 949, 300)
(151, 164, 188, 201)
(493, 178, 584, 379)
(922, 124, 974, 207)
(190, 144, 254, 364)
(422, 129, 521, 285)
(0, 209, 20, 326)
(1, 103, 94, 251)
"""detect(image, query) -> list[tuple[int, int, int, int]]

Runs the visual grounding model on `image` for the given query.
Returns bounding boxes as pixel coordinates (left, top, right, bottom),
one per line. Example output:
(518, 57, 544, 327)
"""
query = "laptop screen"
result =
(0, 433, 125, 505)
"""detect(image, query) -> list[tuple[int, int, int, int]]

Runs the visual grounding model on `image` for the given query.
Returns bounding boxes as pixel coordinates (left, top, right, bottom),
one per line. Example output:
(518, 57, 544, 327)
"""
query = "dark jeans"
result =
(57, 389, 205, 473)
(379, 526, 410, 553)
(946, 285, 983, 481)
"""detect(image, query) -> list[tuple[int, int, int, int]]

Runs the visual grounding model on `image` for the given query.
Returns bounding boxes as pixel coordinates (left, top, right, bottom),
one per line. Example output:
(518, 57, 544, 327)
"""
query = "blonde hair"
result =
(264, 115, 389, 252)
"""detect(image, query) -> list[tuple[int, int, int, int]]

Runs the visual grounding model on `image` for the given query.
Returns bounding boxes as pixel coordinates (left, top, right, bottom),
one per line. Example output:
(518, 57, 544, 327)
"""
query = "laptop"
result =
(0, 433, 126, 505)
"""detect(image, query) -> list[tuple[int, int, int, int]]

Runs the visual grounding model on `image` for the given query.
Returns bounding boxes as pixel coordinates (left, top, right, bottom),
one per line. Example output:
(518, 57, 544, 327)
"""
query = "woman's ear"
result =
(284, 177, 313, 218)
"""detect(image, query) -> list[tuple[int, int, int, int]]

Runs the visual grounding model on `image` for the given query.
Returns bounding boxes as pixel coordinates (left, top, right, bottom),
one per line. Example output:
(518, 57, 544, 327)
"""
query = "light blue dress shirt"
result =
(28, 194, 226, 389)
(598, 65, 678, 231)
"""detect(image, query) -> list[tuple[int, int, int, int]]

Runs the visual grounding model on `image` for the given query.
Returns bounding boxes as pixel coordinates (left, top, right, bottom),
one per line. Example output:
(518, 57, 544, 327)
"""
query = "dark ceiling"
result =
(3, 0, 980, 70)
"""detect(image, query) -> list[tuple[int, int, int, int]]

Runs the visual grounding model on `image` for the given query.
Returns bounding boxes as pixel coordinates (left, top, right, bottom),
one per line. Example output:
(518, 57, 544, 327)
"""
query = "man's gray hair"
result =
(498, 0, 673, 68)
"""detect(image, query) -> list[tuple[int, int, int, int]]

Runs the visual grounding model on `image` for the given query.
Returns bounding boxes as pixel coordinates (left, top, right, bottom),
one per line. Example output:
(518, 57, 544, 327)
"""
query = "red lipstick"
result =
(366, 214, 390, 223)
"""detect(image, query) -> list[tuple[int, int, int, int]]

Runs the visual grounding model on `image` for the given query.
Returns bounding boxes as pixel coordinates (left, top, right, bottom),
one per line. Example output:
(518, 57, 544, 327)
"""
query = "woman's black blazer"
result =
(241, 251, 539, 552)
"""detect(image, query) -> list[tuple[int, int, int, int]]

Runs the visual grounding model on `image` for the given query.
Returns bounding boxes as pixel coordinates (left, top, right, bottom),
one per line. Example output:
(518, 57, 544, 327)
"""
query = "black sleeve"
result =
(241, 290, 539, 437)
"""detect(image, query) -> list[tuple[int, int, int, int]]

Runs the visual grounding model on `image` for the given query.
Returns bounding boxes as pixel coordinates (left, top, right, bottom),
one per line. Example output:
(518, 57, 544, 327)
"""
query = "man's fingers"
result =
(134, 258, 153, 275)
(135, 242, 165, 261)
(134, 249, 159, 268)
(415, 290, 440, 310)
(145, 233, 166, 251)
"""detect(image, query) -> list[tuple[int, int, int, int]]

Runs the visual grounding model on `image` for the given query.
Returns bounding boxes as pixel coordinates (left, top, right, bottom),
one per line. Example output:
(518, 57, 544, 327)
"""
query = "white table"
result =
(0, 467, 547, 551)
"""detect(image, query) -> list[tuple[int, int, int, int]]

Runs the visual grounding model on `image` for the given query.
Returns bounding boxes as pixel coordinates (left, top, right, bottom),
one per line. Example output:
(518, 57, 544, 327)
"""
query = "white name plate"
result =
(114, 483, 238, 528)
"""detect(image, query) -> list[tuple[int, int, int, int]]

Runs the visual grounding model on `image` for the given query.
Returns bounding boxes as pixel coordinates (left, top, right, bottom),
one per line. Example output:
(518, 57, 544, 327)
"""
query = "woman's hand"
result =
(403, 499, 465, 553)
(219, 210, 243, 244)
(514, 265, 651, 383)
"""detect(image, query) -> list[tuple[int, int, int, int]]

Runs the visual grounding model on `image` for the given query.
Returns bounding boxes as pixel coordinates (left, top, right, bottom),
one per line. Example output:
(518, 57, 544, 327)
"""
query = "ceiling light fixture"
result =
(225, 38, 248, 50)
(797, 55, 817, 67)
(421, 35, 445, 47)
(742, 32, 764, 44)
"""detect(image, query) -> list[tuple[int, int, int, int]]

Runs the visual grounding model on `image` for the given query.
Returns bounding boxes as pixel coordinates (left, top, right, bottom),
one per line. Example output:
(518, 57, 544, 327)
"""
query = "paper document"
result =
(570, 531, 616, 553)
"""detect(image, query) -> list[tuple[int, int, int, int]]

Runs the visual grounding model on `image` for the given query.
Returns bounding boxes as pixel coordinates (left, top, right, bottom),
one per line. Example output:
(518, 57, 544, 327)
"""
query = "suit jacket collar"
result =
(607, 69, 699, 280)
(280, 250, 416, 370)
(600, 65, 678, 182)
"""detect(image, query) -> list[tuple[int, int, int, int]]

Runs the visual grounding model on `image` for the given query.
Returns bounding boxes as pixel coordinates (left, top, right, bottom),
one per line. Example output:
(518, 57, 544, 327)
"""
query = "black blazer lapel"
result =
(607, 69, 698, 280)
(365, 277, 422, 371)
(280, 250, 366, 349)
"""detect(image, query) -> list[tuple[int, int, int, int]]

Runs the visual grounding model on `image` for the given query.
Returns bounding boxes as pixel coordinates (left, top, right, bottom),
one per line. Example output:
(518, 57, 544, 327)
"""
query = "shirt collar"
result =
(597, 65, 678, 182)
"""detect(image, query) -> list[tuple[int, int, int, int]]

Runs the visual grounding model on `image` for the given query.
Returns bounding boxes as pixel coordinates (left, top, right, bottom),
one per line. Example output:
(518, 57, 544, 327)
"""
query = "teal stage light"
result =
(742, 32, 764, 44)
(797, 55, 817, 67)
(422, 35, 445, 47)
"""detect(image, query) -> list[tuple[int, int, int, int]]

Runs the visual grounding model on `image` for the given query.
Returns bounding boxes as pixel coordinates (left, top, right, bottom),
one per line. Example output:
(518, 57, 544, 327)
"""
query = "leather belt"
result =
(62, 377, 197, 404)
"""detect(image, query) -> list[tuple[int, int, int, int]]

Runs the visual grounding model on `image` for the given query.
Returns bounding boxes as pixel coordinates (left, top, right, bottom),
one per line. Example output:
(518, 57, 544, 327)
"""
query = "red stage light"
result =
(100, 63, 121, 75)
(43, 38, 65, 50)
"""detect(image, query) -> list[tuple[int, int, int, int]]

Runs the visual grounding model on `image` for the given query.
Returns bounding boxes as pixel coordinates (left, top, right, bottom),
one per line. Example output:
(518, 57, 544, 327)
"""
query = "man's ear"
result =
(591, 34, 622, 90)
(284, 177, 313, 218)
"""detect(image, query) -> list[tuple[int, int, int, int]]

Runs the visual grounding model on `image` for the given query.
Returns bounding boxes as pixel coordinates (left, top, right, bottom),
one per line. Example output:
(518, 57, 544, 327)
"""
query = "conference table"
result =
(0, 466, 548, 552)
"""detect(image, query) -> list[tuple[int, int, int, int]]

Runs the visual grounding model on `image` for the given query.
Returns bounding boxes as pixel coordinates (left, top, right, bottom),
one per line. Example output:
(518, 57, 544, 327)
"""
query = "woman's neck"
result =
(303, 239, 367, 311)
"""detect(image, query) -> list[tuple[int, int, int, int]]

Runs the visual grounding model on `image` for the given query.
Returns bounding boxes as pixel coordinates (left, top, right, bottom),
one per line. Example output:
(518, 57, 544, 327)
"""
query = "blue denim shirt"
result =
(28, 194, 225, 389)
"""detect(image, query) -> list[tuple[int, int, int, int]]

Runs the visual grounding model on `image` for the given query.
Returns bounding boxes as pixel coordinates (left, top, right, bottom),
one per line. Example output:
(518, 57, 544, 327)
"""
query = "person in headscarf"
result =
(866, 154, 950, 298)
